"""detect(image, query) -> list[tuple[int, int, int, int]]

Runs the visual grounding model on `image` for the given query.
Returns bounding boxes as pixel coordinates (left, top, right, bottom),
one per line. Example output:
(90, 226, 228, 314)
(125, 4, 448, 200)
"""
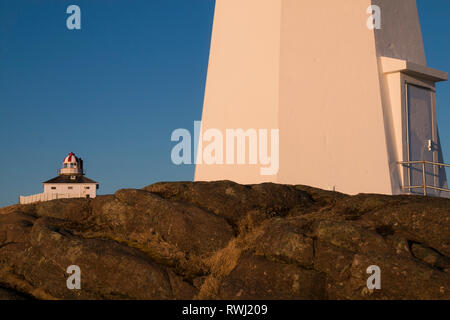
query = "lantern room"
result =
(59, 152, 84, 175)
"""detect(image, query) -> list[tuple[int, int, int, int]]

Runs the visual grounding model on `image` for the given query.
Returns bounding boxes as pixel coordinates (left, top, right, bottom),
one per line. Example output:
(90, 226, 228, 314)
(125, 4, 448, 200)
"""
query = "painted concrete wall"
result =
(195, 0, 281, 183)
(277, 0, 392, 194)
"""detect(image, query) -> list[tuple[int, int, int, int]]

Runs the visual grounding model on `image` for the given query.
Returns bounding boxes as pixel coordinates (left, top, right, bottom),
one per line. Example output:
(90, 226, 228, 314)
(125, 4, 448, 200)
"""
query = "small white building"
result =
(19, 152, 99, 204)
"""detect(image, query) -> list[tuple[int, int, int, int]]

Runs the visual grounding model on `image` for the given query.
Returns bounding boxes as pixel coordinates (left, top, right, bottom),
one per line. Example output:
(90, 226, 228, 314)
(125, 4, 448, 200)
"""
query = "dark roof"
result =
(43, 175, 99, 184)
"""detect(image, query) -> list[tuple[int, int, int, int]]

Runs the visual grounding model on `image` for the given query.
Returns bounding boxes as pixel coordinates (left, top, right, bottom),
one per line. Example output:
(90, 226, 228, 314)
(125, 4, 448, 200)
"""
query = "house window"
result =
(70, 176, 76, 180)
(63, 164, 68, 168)
(68, 187, 73, 190)
(85, 186, 90, 190)
(51, 187, 56, 190)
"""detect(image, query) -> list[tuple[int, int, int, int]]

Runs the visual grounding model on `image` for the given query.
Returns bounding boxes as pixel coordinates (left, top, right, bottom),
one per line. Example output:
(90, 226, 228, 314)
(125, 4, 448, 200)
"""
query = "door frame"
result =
(401, 74, 438, 193)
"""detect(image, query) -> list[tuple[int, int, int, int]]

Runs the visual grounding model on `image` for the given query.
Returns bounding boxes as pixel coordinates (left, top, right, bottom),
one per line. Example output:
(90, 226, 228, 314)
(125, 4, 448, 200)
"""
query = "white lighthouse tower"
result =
(19, 152, 99, 204)
(195, 0, 449, 197)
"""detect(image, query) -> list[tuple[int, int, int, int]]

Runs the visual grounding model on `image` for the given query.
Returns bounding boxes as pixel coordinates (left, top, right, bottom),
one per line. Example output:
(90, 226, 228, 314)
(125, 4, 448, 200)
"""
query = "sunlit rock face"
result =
(0, 181, 449, 300)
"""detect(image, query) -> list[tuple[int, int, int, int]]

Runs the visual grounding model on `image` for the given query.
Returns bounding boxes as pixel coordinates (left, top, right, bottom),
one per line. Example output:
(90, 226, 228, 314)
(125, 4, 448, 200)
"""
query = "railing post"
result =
(422, 161, 427, 196)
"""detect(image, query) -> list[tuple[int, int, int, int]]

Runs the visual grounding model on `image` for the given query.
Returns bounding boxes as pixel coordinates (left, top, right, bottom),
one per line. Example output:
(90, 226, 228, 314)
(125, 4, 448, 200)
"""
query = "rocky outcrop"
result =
(0, 181, 449, 300)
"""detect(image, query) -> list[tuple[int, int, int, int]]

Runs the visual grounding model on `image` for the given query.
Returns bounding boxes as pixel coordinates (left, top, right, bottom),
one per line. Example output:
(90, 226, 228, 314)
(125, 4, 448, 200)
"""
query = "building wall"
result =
(382, 71, 404, 194)
(196, 0, 393, 194)
(196, 0, 447, 196)
(194, 0, 281, 183)
(373, 0, 448, 196)
(277, 0, 392, 194)
(372, 0, 426, 65)
(43, 183, 97, 198)
(373, 0, 427, 194)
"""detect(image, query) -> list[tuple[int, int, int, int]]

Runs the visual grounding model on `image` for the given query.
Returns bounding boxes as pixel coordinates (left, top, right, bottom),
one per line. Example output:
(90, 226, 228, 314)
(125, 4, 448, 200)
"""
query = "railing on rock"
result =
(398, 160, 450, 196)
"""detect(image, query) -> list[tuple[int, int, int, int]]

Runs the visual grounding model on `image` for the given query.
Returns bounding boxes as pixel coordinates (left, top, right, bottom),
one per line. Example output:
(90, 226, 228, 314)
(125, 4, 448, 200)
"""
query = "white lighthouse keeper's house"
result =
(19, 152, 99, 204)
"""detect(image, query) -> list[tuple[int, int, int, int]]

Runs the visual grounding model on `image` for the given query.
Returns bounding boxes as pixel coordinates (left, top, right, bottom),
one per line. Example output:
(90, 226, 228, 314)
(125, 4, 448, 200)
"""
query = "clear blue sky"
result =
(0, 0, 449, 207)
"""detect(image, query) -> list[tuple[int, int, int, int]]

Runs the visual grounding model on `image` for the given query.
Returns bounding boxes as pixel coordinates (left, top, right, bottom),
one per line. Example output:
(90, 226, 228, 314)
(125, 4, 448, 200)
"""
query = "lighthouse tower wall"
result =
(195, 0, 448, 196)
(195, 0, 281, 183)
(277, 0, 391, 195)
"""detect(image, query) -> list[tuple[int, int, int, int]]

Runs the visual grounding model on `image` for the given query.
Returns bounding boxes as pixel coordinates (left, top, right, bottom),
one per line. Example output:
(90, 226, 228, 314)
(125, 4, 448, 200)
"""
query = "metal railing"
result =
(398, 160, 450, 196)
(57, 169, 85, 175)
